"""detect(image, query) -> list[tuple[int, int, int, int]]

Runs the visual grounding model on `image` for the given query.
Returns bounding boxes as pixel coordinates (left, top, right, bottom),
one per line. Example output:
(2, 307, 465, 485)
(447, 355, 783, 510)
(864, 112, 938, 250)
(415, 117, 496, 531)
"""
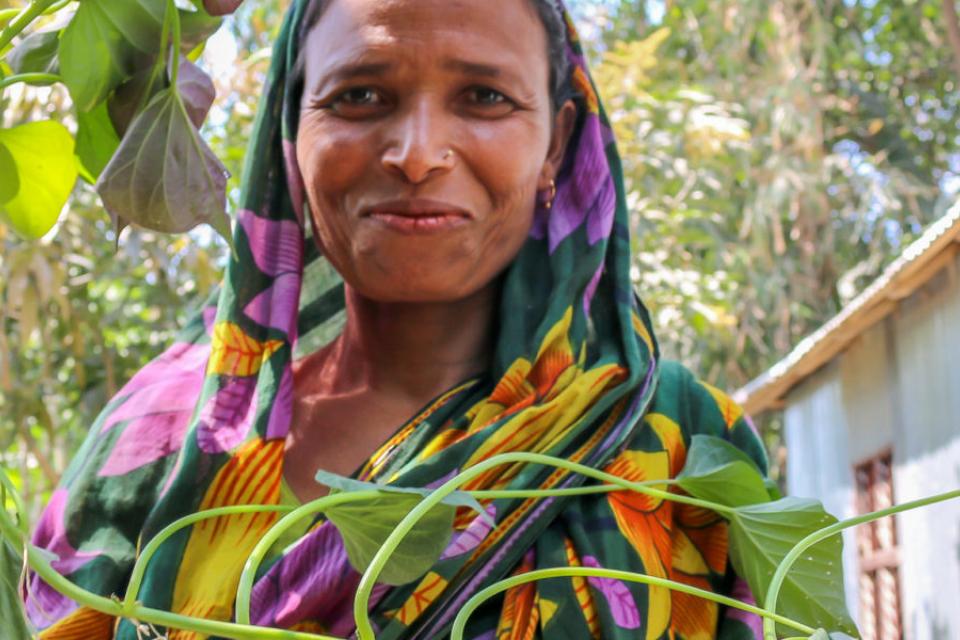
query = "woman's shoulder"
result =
(645, 359, 769, 475)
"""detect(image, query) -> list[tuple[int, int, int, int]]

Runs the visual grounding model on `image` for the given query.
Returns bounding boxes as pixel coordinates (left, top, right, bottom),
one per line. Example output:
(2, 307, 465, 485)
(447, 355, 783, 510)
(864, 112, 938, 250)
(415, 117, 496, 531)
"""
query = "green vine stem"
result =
(236, 482, 653, 629)
(235, 490, 387, 626)
(0, 465, 29, 535)
(6, 442, 956, 640)
(0, 0, 61, 51)
(351, 451, 734, 639)
(123, 504, 295, 613)
(0, 499, 332, 640)
(761, 488, 960, 640)
(0, 9, 22, 25)
(449, 567, 817, 640)
(0, 73, 61, 91)
(166, 0, 181, 86)
(469, 483, 625, 499)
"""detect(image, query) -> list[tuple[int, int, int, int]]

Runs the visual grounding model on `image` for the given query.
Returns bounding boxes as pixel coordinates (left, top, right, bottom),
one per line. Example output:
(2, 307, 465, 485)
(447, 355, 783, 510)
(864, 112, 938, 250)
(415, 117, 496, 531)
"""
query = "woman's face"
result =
(297, 0, 574, 303)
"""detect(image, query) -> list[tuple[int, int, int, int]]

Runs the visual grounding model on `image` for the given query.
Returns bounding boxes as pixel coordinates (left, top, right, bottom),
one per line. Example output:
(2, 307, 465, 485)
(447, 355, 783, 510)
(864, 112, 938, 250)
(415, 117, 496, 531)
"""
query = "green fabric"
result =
(25, 2, 769, 639)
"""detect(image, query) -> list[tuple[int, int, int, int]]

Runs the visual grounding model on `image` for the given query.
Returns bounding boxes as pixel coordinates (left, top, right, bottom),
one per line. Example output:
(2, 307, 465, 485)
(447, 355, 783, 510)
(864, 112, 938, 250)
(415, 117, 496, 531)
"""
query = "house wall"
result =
(783, 255, 960, 639)
(784, 362, 861, 624)
(888, 264, 960, 640)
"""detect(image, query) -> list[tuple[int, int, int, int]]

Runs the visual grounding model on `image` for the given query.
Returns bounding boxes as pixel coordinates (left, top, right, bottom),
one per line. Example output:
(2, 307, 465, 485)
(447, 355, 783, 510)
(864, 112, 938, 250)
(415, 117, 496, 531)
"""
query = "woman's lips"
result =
(364, 199, 472, 234)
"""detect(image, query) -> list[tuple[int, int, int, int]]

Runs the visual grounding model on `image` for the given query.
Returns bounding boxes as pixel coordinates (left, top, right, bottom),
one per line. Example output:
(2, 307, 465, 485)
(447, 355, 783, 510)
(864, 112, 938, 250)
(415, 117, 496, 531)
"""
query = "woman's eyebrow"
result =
(320, 61, 393, 84)
(442, 59, 502, 79)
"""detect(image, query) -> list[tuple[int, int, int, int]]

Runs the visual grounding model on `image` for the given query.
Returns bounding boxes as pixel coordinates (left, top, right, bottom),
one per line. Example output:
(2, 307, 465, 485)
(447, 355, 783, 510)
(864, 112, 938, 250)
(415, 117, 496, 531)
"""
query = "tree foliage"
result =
(586, 0, 958, 391)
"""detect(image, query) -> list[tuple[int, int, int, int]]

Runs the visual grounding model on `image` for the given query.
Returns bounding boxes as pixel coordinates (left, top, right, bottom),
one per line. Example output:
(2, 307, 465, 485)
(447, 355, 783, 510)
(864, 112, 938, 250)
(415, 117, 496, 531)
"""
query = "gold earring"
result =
(544, 179, 557, 210)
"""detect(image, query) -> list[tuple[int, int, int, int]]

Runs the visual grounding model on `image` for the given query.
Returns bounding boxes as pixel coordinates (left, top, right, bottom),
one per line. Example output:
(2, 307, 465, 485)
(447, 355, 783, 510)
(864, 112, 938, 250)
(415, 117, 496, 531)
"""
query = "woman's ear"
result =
(539, 99, 577, 188)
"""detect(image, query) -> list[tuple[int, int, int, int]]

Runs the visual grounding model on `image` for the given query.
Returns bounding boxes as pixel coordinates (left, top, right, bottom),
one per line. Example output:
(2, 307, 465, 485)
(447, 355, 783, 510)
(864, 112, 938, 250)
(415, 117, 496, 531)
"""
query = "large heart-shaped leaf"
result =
(96, 87, 231, 242)
(7, 30, 60, 76)
(0, 539, 31, 640)
(0, 122, 78, 239)
(676, 434, 769, 507)
(76, 102, 121, 183)
(59, 0, 165, 111)
(326, 493, 455, 586)
(316, 470, 492, 585)
(729, 497, 858, 637)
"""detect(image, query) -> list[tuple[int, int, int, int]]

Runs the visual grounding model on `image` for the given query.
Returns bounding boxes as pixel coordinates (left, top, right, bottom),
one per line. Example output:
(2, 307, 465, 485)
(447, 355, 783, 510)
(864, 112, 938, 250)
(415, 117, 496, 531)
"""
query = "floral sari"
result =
(26, 1, 767, 638)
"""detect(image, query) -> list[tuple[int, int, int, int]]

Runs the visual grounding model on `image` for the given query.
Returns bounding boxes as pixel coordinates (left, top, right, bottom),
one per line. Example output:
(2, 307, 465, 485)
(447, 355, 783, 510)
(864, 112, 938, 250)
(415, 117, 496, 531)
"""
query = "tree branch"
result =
(15, 419, 59, 488)
(943, 0, 960, 84)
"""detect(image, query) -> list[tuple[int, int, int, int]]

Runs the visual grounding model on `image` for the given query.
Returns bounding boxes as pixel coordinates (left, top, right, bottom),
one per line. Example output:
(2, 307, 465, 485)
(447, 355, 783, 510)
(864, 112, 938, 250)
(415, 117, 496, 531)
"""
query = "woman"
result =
(26, 0, 768, 638)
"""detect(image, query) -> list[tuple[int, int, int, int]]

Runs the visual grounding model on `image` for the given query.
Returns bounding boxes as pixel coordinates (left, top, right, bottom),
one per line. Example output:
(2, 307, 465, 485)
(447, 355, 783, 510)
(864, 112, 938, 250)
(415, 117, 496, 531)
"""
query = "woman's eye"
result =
(323, 87, 386, 115)
(469, 87, 508, 105)
(337, 88, 380, 105)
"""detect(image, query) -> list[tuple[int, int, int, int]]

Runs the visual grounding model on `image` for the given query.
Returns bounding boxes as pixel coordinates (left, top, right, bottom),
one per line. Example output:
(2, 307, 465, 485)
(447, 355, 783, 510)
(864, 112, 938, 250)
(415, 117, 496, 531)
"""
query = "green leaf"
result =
(76, 102, 121, 183)
(314, 469, 492, 523)
(96, 87, 231, 242)
(59, 0, 164, 111)
(765, 477, 784, 501)
(675, 435, 769, 507)
(0, 122, 77, 240)
(107, 59, 212, 138)
(0, 539, 32, 640)
(108, 66, 167, 137)
(729, 497, 858, 637)
(325, 492, 455, 586)
(7, 30, 60, 76)
(316, 470, 493, 585)
(0, 143, 18, 204)
(179, 7, 223, 52)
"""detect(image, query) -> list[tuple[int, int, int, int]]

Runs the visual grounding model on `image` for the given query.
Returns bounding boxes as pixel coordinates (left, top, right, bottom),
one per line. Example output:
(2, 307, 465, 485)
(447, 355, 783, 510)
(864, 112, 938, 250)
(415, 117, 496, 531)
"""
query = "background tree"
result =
(0, 0, 287, 519)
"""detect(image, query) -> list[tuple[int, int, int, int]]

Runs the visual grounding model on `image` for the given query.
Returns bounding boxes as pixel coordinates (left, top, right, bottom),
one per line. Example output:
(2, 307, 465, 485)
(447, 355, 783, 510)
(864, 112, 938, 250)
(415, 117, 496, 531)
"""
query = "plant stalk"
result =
(124, 504, 295, 613)
(450, 567, 817, 639)
(0, 0, 60, 51)
(351, 451, 733, 639)
(167, 0, 181, 86)
(235, 490, 387, 626)
(0, 506, 336, 640)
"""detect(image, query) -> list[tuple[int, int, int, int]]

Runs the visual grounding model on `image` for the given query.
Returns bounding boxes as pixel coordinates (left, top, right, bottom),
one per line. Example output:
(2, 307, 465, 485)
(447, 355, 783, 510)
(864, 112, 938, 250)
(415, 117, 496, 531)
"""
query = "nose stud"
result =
(441, 149, 454, 161)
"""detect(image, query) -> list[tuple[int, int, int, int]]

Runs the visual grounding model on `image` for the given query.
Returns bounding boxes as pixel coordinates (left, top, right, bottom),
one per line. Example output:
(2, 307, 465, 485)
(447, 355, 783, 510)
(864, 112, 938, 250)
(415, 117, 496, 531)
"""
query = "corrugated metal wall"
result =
(889, 262, 960, 640)
(783, 254, 960, 640)
(784, 363, 861, 626)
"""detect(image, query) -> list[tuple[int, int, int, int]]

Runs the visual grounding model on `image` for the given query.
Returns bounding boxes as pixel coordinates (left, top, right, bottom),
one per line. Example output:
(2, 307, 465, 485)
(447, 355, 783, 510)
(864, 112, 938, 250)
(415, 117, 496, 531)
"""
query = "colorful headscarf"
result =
(27, 2, 768, 638)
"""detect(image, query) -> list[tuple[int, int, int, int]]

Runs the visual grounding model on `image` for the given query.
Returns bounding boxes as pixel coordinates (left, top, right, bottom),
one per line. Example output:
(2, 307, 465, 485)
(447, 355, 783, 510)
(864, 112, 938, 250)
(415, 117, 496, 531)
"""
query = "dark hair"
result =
(295, 0, 573, 110)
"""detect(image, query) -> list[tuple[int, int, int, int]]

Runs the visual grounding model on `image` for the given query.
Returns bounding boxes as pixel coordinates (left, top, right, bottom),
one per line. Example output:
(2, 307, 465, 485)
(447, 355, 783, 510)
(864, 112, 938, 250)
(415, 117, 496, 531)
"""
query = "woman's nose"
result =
(381, 100, 455, 184)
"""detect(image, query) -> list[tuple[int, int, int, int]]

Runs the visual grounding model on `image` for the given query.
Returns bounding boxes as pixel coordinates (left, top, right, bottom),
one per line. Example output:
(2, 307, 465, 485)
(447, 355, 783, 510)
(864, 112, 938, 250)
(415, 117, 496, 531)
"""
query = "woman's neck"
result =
(310, 282, 497, 404)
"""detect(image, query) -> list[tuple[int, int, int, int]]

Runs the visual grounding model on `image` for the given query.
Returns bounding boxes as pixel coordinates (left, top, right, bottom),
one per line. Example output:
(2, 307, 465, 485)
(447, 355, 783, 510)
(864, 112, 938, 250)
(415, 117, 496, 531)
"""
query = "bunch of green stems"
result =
(3, 451, 958, 640)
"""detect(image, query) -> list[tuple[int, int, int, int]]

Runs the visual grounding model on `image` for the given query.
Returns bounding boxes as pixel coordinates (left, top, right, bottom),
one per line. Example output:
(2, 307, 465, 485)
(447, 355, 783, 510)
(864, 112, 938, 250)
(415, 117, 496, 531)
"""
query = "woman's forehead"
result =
(302, 0, 550, 83)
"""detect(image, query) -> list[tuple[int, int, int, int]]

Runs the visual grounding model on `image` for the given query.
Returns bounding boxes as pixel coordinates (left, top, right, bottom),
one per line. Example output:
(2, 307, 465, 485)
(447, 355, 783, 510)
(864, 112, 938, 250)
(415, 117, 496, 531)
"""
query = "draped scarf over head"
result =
(27, 2, 767, 638)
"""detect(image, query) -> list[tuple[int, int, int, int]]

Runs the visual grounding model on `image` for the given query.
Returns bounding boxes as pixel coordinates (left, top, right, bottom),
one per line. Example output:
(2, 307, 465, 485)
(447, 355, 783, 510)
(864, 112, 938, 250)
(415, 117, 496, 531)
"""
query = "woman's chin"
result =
(351, 271, 491, 305)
